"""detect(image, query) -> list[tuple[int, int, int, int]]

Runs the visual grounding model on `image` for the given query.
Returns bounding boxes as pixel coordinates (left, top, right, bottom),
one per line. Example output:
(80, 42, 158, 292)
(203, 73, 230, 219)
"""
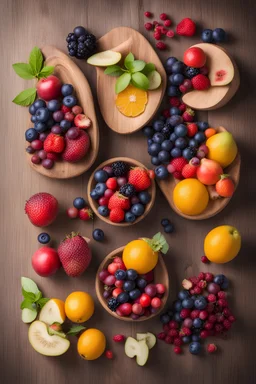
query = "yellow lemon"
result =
(173, 179, 209, 216)
(65, 292, 94, 323)
(204, 225, 241, 263)
(206, 131, 237, 168)
(77, 328, 106, 360)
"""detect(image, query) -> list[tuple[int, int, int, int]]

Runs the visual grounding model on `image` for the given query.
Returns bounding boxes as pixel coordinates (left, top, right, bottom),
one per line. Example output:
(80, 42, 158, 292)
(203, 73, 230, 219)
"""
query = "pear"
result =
(206, 131, 238, 168)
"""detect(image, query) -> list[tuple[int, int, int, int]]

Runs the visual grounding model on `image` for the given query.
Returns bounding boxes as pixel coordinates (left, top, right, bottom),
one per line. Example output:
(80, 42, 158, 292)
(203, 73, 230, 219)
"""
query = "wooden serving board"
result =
(182, 43, 240, 110)
(95, 27, 167, 134)
(157, 127, 241, 220)
(26, 46, 99, 179)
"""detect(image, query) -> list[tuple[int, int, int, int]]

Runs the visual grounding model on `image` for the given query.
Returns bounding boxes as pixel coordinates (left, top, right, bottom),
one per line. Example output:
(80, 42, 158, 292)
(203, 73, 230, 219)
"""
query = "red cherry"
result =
(112, 288, 123, 298)
(107, 262, 122, 275)
(66, 207, 78, 219)
(98, 196, 109, 206)
(140, 293, 151, 307)
(119, 303, 132, 316)
(106, 177, 117, 190)
(155, 283, 165, 294)
(184, 47, 206, 68)
(104, 189, 114, 199)
(151, 297, 162, 308)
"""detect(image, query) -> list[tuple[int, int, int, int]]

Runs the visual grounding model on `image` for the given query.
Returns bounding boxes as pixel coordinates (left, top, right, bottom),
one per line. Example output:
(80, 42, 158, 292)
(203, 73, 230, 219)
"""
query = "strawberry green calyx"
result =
(65, 231, 80, 240)
(220, 174, 230, 180)
(142, 232, 169, 254)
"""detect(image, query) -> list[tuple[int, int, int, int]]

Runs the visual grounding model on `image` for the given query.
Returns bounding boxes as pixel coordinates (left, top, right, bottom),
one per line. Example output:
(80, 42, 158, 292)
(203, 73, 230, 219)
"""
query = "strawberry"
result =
(182, 162, 198, 178)
(47, 152, 61, 161)
(108, 192, 130, 211)
(74, 114, 91, 129)
(44, 133, 65, 153)
(187, 123, 198, 137)
(182, 108, 195, 122)
(62, 130, 90, 163)
(25, 192, 58, 227)
(176, 18, 196, 37)
(128, 167, 151, 191)
(170, 157, 188, 172)
(215, 175, 235, 197)
(109, 208, 125, 223)
(58, 232, 91, 277)
(192, 74, 211, 90)
(78, 207, 93, 221)
(178, 103, 187, 112)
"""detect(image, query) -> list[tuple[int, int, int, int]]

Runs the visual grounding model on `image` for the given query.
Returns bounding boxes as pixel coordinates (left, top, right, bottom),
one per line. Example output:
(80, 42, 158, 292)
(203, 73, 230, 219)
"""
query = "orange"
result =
(115, 84, 148, 117)
(173, 179, 209, 216)
(65, 291, 94, 323)
(77, 328, 106, 360)
(122, 239, 158, 274)
(205, 128, 216, 138)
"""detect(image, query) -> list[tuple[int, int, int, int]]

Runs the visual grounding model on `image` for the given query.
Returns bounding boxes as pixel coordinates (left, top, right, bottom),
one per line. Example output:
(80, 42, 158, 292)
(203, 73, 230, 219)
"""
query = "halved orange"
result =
(115, 85, 148, 117)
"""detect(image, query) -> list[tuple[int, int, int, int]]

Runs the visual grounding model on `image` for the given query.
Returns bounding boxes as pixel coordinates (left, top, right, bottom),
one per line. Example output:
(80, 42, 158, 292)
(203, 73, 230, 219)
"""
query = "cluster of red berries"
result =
(104, 335, 126, 360)
(67, 197, 93, 221)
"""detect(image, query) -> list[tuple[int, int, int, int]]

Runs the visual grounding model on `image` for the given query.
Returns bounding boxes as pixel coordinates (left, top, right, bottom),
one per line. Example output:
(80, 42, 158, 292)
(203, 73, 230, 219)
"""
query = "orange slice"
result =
(115, 85, 148, 117)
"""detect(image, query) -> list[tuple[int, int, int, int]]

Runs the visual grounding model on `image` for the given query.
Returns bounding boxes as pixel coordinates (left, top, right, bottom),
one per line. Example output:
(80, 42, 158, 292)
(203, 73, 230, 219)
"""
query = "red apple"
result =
(184, 47, 206, 68)
(197, 158, 223, 185)
(36, 75, 62, 101)
(32, 246, 61, 277)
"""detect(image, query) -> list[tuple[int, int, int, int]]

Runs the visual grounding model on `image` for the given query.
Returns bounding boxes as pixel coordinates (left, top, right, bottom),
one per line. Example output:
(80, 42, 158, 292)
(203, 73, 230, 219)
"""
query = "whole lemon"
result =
(77, 328, 106, 360)
(65, 291, 94, 323)
(173, 179, 209, 216)
(206, 131, 237, 168)
(204, 225, 241, 263)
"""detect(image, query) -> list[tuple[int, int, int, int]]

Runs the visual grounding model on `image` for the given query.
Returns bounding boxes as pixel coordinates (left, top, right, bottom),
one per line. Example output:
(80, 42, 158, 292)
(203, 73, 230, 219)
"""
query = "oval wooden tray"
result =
(94, 27, 167, 134)
(95, 246, 169, 322)
(26, 46, 99, 179)
(157, 127, 241, 220)
(88, 157, 156, 226)
(182, 43, 240, 110)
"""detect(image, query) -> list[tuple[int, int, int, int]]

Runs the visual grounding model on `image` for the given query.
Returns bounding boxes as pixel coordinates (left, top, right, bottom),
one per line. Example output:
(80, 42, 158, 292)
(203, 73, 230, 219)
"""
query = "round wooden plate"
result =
(157, 127, 241, 220)
(182, 43, 240, 110)
(94, 27, 167, 134)
(88, 157, 156, 226)
(95, 246, 169, 322)
(26, 46, 99, 179)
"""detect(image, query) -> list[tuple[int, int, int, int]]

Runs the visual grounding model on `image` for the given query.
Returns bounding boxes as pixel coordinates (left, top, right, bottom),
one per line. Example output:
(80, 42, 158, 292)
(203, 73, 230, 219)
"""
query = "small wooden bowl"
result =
(95, 246, 169, 322)
(88, 157, 156, 226)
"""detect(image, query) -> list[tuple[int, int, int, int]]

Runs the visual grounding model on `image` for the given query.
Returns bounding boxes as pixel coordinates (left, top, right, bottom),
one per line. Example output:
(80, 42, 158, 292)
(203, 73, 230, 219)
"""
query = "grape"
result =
(104, 189, 114, 199)
(38, 150, 47, 160)
(132, 303, 143, 315)
(39, 132, 48, 141)
(31, 155, 41, 164)
(42, 159, 54, 169)
(207, 283, 220, 294)
(31, 140, 43, 150)
(104, 275, 116, 286)
(117, 177, 127, 187)
(144, 284, 157, 297)
(150, 306, 159, 314)
(66, 127, 79, 139)
(51, 125, 62, 134)
(183, 318, 193, 328)
(130, 313, 140, 320)
(99, 269, 109, 282)
(26, 146, 35, 154)
(103, 290, 111, 299)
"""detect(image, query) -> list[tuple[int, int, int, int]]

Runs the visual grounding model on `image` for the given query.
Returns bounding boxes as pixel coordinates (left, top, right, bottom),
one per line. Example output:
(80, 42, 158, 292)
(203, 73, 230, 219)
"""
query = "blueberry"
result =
(126, 269, 138, 281)
(193, 318, 203, 328)
(46, 118, 55, 129)
(175, 137, 187, 149)
(174, 124, 187, 137)
(153, 132, 165, 144)
(117, 292, 129, 304)
(197, 121, 209, 131)
(171, 60, 185, 74)
(29, 104, 37, 115)
(212, 28, 226, 42)
(164, 224, 174, 233)
(201, 29, 213, 43)
(138, 191, 151, 204)
(151, 156, 161, 166)
(63, 95, 77, 107)
(136, 278, 147, 289)
(148, 139, 153, 146)
(158, 150, 170, 163)
(170, 147, 181, 158)
(155, 165, 169, 179)
(167, 310, 174, 318)
(182, 298, 194, 309)
(94, 169, 109, 183)
(131, 203, 145, 217)
(33, 99, 46, 110)
(38, 232, 51, 244)
(148, 142, 161, 156)
(161, 218, 170, 227)
(35, 107, 50, 122)
(170, 107, 181, 116)
(53, 111, 64, 123)
(174, 300, 183, 312)
(48, 99, 61, 112)
(173, 74, 185, 85)
(153, 120, 165, 132)
(192, 335, 200, 342)
(168, 74, 176, 85)
(221, 277, 229, 290)
(161, 140, 173, 151)
(174, 312, 183, 322)
(167, 86, 180, 97)
(160, 313, 171, 324)
(73, 26, 87, 37)
(194, 132, 206, 144)
(90, 189, 100, 200)
(167, 115, 183, 127)
(98, 205, 109, 217)
(213, 274, 226, 285)
(170, 133, 177, 142)
(182, 147, 196, 160)
(125, 211, 136, 223)
(25, 128, 39, 142)
(129, 288, 141, 300)
(178, 290, 190, 300)
(194, 296, 207, 310)
(95, 182, 107, 196)
(189, 139, 198, 147)
(61, 84, 74, 96)
(93, 228, 104, 241)
(189, 341, 201, 355)
(31, 115, 37, 123)
(143, 126, 154, 137)
(123, 280, 136, 292)
(60, 120, 71, 132)
(73, 197, 86, 209)
(34, 122, 47, 133)
(115, 269, 127, 280)
(182, 336, 191, 344)
(165, 57, 177, 73)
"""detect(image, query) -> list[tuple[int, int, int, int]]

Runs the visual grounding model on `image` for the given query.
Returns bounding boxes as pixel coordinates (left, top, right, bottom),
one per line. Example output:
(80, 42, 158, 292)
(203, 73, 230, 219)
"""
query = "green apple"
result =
(148, 70, 162, 90)
(136, 332, 156, 349)
(87, 50, 122, 66)
(124, 337, 149, 366)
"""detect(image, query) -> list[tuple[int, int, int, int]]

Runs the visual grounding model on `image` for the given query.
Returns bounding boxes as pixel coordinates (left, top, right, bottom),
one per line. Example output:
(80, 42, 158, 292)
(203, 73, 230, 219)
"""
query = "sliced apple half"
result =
(39, 298, 66, 325)
(22, 308, 37, 324)
(136, 332, 156, 349)
(148, 71, 162, 90)
(28, 321, 70, 356)
(124, 337, 149, 366)
(87, 50, 122, 66)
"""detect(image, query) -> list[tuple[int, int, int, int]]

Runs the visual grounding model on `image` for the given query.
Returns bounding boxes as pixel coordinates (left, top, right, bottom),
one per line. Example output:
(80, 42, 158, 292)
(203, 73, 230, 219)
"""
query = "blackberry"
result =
(66, 27, 97, 59)
(107, 297, 120, 312)
(111, 161, 129, 177)
(185, 67, 200, 79)
(161, 125, 172, 139)
(120, 183, 136, 197)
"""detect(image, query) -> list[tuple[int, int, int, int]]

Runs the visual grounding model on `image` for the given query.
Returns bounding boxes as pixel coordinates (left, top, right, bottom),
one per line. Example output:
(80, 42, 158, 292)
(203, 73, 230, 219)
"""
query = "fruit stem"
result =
(220, 174, 230, 180)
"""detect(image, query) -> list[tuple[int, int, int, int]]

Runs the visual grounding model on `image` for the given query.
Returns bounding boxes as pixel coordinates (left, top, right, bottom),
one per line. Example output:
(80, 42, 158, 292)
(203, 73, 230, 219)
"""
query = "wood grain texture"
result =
(1, 0, 256, 383)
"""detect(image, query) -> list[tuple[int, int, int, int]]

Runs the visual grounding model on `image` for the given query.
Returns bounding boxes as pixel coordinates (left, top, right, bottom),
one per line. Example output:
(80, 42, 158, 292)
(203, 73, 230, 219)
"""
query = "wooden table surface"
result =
(1, 0, 256, 383)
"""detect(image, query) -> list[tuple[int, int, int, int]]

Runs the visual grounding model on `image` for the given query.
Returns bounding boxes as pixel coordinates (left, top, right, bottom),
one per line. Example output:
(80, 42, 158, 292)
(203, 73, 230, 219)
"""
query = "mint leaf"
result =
(21, 277, 40, 294)
(20, 299, 34, 310)
(22, 288, 36, 301)
(115, 73, 131, 94)
(104, 65, 123, 77)
(124, 52, 134, 69)
(35, 291, 42, 302)
(29, 46, 43, 76)
(37, 298, 50, 308)
(67, 325, 86, 336)
(128, 60, 146, 73)
(38, 66, 54, 79)
(13, 88, 36, 106)
(12, 63, 34, 80)
(131, 72, 149, 90)
(142, 63, 155, 76)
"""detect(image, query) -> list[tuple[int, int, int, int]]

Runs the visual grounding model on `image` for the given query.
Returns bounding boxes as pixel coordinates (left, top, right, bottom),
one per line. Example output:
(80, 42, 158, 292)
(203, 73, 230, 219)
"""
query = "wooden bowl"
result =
(88, 157, 156, 226)
(26, 46, 99, 179)
(157, 127, 241, 220)
(95, 246, 169, 322)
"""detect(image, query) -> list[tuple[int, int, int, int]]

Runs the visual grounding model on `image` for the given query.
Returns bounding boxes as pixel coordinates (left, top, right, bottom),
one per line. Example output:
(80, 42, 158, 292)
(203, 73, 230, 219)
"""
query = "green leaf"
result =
(20, 299, 34, 310)
(124, 52, 134, 69)
(142, 233, 169, 254)
(104, 65, 123, 77)
(142, 63, 155, 76)
(128, 60, 146, 73)
(29, 46, 43, 76)
(115, 72, 131, 94)
(22, 288, 36, 301)
(38, 65, 54, 79)
(12, 88, 36, 106)
(131, 72, 149, 90)
(67, 325, 86, 336)
(37, 298, 50, 309)
(12, 63, 35, 79)
(35, 291, 42, 302)
(21, 277, 40, 294)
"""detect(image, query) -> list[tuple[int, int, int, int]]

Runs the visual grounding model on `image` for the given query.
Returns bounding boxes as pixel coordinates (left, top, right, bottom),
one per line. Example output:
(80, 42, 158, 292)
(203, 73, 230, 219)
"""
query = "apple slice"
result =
(148, 71, 162, 90)
(39, 299, 66, 325)
(87, 50, 122, 66)
(136, 332, 156, 349)
(22, 308, 37, 324)
(136, 340, 149, 366)
(124, 337, 149, 366)
(28, 321, 70, 356)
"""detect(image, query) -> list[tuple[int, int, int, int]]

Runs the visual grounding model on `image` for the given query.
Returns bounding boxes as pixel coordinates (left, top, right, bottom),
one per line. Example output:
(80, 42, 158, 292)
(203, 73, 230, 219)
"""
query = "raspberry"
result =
(200, 330, 208, 339)
(168, 329, 179, 337)
(229, 315, 236, 323)
(144, 22, 153, 30)
(198, 272, 205, 280)
(206, 303, 215, 313)
(144, 11, 152, 18)
(155, 25, 163, 33)
(161, 27, 168, 35)
(105, 350, 113, 359)
(160, 13, 167, 20)
(164, 19, 172, 27)
(165, 335, 173, 344)
(153, 20, 159, 26)
(166, 30, 175, 38)
(218, 299, 228, 307)
(204, 322, 214, 330)
(174, 338, 183, 346)
(207, 344, 217, 353)
(205, 272, 214, 282)
(179, 85, 187, 93)
(174, 346, 182, 354)
(186, 123, 198, 137)
(199, 310, 208, 320)
(180, 308, 191, 319)
(223, 319, 232, 330)
(192, 74, 211, 90)
(157, 332, 166, 340)
(215, 324, 223, 333)
(154, 32, 161, 40)
(198, 280, 207, 289)
(223, 308, 231, 317)
(207, 294, 217, 303)
(201, 255, 209, 264)
(170, 157, 188, 172)
(178, 103, 186, 112)
(194, 286, 202, 295)
(190, 310, 200, 319)
(156, 41, 167, 50)
(180, 327, 191, 336)
(169, 320, 178, 329)
(189, 288, 195, 295)
(163, 324, 170, 333)
(208, 314, 217, 323)
(216, 313, 225, 323)
(113, 334, 125, 342)
(169, 97, 180, 107)
(189, 276, 199, 285)
(217, 291, 226, 299)
(162, 109, 170, 118)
